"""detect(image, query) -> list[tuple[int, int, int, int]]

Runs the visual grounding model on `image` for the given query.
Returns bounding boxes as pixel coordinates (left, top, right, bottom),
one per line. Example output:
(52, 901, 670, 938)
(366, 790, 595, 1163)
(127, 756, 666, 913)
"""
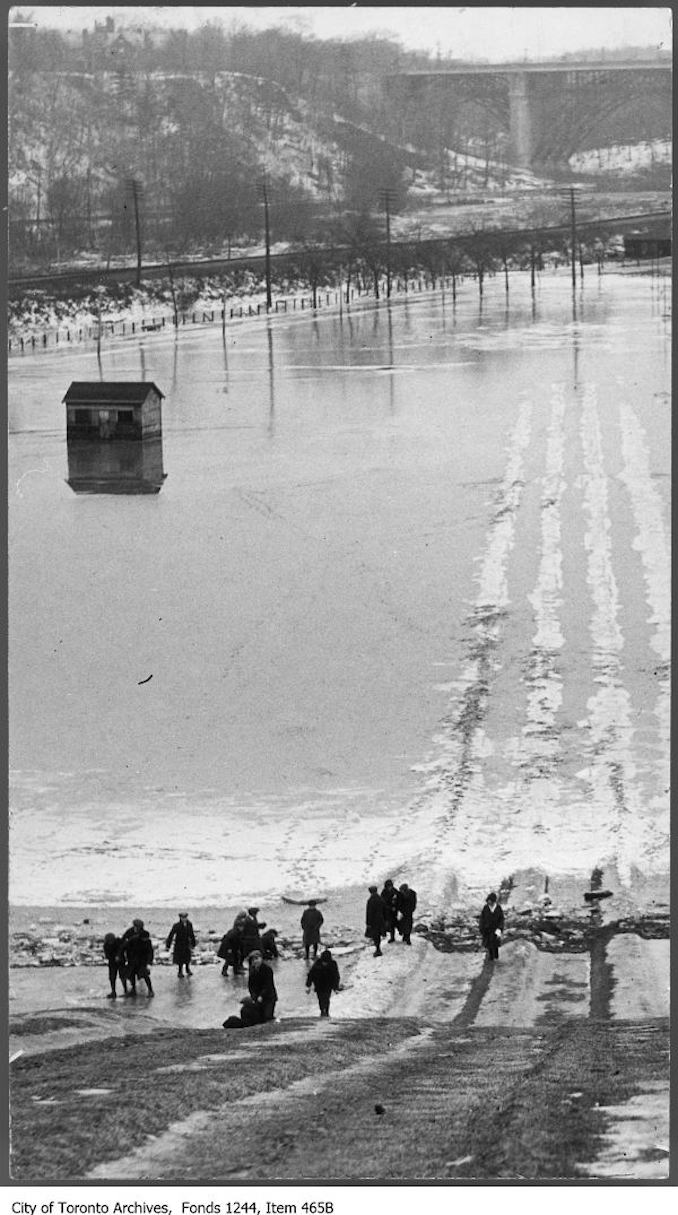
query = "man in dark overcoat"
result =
(365, 885, 387, 957)
(397, 883, 417, 945)
(247, 950, 278, 1021)
(380, 879, 399, 943)
(300, 900, 324, 960)
(241, 907, 266, 959)
(479, 892, 505, 961)
(121, 919, 155, 997)
(306, 949, 341, 1017)
(165, 911, 196, 977)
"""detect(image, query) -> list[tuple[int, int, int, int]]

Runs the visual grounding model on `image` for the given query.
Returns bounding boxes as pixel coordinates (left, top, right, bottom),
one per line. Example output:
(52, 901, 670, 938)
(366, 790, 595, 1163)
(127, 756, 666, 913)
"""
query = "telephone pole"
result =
(378, 188, 397, 299)
(259, 175, 273, 310)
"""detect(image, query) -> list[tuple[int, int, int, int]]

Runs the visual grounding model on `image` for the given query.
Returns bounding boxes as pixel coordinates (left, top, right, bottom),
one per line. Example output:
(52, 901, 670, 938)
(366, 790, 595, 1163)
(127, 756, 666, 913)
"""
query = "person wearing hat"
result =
(300, 899, 324, 961)
(365, 886, 387, 957)
(479, 892, 504, 961)
(241, 907, 266, 958)
(121, 918, 154, 997)
(165, 911, 196, 978)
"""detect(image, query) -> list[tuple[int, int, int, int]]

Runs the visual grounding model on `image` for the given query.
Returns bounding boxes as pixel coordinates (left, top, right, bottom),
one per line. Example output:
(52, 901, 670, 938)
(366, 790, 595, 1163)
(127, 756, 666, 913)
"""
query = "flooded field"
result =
(8, 270, 670, 913)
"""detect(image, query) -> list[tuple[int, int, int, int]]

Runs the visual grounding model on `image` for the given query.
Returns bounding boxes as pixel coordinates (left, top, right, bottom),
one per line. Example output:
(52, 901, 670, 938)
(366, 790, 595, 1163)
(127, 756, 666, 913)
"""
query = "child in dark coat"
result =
(306, 949, 341, 1017)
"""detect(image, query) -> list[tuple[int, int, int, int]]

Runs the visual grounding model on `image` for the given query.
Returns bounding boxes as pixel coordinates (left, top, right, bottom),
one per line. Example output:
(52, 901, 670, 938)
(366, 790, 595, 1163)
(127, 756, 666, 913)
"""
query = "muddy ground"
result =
(10, 1012, 669, 1183)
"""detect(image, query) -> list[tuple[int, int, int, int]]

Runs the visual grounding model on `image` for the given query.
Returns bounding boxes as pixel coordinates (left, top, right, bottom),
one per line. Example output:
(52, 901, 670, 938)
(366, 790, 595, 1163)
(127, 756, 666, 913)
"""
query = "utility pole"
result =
(568, 185, 577, 294)
(378, 188, 396, 299)
(260, 175, 273, 310)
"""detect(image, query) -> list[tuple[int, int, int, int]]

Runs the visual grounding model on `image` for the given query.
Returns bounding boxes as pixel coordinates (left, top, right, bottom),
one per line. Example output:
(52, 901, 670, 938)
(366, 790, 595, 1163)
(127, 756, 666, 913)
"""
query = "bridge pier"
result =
(508, 72, 533, 170)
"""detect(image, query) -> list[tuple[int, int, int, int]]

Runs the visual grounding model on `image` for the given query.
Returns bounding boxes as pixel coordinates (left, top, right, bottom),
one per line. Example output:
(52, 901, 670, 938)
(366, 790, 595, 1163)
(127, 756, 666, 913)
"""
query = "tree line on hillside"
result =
(9, 14, 667, 274)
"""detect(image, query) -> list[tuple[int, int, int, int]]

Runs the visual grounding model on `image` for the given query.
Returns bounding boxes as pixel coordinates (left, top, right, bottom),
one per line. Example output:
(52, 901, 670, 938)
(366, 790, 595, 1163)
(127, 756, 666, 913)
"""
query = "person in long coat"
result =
(166, 912, 196, 977)
(396, 883, 417, 945)
(380, 879, 399, 943)
(306, 949, 341, 1017)
(365, 885, 387, 957)
(247, 950, 278, 1021)
(300, 900, 324, 960)
(121, 919, 154, 997)
(479, 892, 505, 961)
(103, 932, 127, 998)
(241, 907, 266, 959)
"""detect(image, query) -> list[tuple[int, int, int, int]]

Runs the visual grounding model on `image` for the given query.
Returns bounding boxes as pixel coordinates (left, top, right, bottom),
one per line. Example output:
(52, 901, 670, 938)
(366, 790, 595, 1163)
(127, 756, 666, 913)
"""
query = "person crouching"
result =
(247, 950, 277, 1022)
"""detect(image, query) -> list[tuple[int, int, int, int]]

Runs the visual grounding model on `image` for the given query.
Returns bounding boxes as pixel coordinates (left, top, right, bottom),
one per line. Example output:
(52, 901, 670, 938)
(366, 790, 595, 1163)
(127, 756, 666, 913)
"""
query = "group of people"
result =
(103, 887, 506, 1010)
(365, 880, 417, 956)
(103, 919, 155, 998)
(216, 907, 279, 976)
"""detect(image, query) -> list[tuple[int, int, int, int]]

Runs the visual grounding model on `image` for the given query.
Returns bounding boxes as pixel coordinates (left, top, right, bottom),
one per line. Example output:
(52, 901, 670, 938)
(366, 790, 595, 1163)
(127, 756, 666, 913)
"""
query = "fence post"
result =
(43, 333, 47, 346)
(21, 338, 24, 351)
(257, 303, 261, 315)
(132, 322, 135, 334)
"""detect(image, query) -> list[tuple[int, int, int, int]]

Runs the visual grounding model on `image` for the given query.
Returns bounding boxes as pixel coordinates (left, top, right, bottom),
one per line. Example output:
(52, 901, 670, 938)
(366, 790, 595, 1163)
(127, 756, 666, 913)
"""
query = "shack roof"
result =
(63, 382, 165, 405)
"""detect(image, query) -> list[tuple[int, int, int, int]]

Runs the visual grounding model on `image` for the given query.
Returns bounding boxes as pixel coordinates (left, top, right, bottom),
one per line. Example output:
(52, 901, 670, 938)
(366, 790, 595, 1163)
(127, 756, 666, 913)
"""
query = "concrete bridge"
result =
(387, 59, 672, 171)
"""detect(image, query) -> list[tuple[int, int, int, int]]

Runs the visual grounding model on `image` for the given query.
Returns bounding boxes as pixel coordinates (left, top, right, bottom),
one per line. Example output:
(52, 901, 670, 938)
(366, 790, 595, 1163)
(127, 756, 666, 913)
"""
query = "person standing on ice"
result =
(103, 932, 128, 998)
(306, 949, 341, 1017)
(380, 879, 399, 943)
(241, 907, 266, 958)
(479, 892, 504, 961)
(300, 899, 324, 960)
(165, 911, 196, 977)
(396, 883, 417, 945)
(121, 919, 155, 997)
(365, 885, 387, 956)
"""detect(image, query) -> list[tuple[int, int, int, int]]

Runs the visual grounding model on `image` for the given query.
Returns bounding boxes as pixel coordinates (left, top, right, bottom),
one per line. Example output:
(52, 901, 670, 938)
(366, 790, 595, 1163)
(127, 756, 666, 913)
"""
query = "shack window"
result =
(75, 409, 90, 426)
(117, 410, 134, 427)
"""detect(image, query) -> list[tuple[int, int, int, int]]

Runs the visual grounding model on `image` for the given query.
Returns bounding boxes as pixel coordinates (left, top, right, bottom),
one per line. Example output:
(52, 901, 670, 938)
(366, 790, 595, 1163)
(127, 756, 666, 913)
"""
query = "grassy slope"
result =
(10, 1017, 669, 1182)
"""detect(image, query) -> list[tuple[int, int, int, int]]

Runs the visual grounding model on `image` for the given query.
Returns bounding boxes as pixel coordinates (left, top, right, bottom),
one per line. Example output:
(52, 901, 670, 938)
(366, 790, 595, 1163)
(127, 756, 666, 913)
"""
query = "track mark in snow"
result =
(520, 382, 566, 778)
(578, 385, 642, 885)
(617, 400, 670, 792)
(412, 396, 533, 903)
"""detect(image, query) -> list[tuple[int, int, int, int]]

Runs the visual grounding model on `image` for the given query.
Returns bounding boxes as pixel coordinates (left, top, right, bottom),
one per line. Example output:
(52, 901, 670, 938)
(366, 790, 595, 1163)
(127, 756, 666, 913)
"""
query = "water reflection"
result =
(266, 323, 275, 435)
(66, 436, 167, 494)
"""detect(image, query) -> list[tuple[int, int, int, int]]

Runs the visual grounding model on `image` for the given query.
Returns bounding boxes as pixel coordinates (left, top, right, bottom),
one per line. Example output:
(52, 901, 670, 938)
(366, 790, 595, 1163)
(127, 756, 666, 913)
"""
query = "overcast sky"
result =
(17, 6, 673, 60)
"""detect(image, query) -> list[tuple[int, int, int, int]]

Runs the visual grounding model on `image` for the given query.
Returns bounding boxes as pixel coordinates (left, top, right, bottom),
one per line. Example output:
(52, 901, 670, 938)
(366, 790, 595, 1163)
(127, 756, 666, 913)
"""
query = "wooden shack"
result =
(63, 382, 164, 440)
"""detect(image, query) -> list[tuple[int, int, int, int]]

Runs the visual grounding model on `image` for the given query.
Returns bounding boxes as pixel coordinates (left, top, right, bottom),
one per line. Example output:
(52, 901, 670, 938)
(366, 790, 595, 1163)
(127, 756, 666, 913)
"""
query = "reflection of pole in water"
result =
(139, 342, 146, 381)
(386, 302, 395, 414)
(266, 324, 275, 435)
(171, 335, 178, 391)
